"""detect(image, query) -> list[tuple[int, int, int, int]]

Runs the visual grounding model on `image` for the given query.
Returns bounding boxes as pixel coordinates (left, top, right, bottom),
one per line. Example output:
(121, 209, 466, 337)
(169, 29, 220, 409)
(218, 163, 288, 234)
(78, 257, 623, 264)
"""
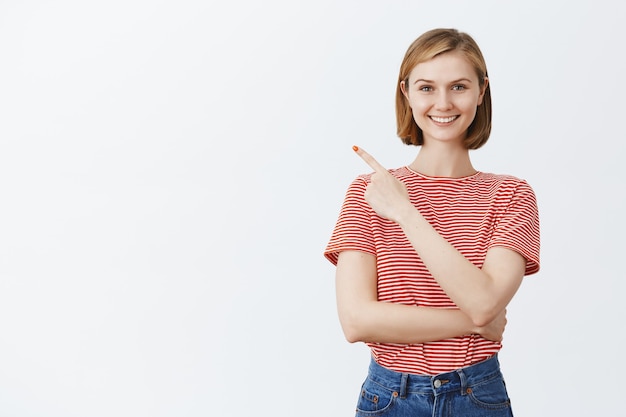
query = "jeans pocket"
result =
(355, 378, 398, 416)
(466, 375, 511, 410)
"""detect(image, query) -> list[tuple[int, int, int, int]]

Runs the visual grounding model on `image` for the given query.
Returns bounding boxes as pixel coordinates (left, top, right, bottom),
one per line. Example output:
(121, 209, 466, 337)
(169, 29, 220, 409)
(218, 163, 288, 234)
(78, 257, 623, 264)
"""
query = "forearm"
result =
(334, 250, 501, 344)
(339, 301, 476, 344)
(396, 207, 519, 326)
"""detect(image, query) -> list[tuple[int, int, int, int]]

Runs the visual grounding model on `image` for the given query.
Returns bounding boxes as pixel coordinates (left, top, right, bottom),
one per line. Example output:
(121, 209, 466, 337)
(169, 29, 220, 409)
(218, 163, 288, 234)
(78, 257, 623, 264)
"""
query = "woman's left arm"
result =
(354, 147, 527, 327)
(395, 211, 526, 327)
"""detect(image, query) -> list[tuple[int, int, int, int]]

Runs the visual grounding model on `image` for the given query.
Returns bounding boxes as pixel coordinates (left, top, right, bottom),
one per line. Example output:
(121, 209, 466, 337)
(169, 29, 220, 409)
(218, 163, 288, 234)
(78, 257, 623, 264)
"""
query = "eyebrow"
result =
(413, 78, 473, 84)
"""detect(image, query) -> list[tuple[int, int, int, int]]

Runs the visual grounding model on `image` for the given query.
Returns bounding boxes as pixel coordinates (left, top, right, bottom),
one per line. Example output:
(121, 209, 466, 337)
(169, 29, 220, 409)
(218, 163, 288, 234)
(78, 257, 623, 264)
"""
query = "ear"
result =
(478, 77, 489, 105)
(400, 79, 410, 100)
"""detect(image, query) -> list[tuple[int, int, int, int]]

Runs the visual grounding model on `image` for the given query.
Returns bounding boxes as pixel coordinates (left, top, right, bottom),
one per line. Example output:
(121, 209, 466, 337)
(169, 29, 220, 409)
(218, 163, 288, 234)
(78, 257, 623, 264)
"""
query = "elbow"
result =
(468, 306, 500, 328)
(340, 319, 365, 344)
(342, 327, 362, 344)
(338, 310, 368, 343)
(470, 314, 492, 329)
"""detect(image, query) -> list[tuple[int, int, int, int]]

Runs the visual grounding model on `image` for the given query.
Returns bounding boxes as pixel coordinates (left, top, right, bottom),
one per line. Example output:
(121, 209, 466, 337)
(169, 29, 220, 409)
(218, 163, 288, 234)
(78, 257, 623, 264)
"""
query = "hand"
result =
(353, 146, 412, 223)
(475, 309, 507, 342)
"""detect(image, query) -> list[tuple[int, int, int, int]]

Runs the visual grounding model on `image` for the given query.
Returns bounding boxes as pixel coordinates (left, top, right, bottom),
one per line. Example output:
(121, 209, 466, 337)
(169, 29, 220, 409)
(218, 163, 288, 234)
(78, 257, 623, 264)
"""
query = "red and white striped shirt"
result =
(324, 166, 540, 375)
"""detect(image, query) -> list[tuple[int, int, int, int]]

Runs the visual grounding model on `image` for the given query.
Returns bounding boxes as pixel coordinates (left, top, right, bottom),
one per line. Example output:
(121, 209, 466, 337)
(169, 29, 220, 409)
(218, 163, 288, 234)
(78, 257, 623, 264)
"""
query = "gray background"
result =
(0, 0, 624, 416)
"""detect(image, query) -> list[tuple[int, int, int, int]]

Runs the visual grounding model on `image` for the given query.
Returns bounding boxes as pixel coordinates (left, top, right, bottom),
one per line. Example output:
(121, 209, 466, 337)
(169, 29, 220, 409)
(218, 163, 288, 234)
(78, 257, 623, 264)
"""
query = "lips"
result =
(429, 115, 458, 123)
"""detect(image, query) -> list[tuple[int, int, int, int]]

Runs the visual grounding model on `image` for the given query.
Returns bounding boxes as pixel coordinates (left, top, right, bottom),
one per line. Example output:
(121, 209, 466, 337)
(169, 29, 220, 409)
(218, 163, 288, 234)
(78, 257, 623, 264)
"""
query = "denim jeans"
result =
(355, 354, 513, 417)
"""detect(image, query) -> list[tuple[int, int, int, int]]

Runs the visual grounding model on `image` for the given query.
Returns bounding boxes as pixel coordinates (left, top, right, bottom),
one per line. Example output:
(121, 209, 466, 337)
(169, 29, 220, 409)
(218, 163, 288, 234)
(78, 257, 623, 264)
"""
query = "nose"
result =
(434, 90, 453, 111)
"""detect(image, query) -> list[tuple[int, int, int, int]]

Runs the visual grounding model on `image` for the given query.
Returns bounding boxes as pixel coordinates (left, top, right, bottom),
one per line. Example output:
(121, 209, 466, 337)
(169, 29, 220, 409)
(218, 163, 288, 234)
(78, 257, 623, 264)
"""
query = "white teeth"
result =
(431, 116, 457, 123)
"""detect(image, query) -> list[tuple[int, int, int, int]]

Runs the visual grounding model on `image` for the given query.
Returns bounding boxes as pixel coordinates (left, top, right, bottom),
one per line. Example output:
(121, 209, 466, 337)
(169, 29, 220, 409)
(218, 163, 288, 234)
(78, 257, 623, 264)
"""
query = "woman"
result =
(324, 28, 540, 416)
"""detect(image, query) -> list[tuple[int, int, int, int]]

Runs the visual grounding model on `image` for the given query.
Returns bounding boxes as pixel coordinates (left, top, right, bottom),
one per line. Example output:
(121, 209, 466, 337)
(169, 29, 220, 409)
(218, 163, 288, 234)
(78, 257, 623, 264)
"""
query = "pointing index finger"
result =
(353, 145, 387, 173)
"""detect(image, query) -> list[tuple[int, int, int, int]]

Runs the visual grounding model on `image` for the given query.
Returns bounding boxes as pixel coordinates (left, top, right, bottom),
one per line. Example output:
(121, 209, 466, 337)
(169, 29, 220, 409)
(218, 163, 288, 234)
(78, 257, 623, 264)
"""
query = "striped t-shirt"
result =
(324, 166, 540, 375)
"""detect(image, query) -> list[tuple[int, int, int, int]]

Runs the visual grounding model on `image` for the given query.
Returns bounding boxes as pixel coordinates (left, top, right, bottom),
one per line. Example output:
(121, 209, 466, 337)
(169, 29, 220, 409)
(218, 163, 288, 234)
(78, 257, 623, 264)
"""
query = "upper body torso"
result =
(325, 166, 540, 375)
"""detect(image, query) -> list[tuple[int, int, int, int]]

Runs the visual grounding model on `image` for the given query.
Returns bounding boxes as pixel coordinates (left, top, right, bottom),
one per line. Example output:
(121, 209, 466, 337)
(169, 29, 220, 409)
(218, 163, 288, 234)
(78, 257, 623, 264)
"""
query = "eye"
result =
(451, 84, 466, 91)
(418, 86, 433, 92)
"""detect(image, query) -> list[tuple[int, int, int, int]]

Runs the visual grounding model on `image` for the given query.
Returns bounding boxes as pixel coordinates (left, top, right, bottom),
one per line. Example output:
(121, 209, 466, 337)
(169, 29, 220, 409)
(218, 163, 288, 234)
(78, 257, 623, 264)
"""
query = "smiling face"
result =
(401, 51, 488, 147)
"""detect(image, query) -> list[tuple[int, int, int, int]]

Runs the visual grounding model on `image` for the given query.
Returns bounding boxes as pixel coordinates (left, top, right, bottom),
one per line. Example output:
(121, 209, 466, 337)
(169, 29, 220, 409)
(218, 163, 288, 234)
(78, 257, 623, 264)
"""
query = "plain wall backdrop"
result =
(0, 1, 624, 416)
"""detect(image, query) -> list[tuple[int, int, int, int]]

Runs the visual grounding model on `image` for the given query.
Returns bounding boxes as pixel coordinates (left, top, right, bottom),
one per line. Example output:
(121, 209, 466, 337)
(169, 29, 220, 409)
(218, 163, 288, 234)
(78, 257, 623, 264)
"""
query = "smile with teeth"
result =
(430, 115, 458, 123)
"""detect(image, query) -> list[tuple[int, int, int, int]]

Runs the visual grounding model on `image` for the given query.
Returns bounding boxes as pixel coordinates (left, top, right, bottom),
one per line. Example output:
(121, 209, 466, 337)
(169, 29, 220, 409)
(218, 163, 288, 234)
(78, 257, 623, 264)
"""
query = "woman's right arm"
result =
(336, 250, 505, 344)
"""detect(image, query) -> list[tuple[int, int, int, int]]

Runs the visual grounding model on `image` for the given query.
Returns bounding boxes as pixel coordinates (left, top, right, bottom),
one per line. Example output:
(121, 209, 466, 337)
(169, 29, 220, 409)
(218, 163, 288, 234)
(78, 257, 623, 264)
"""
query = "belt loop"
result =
(399, 373, 409, 399)
(457, 369, 468, 396)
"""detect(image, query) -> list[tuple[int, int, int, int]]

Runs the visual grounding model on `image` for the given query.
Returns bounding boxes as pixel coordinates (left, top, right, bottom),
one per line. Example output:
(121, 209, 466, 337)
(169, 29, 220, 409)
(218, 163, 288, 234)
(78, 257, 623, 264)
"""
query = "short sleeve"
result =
(324, 177, 376, 266)
(489, 180, 541, 275)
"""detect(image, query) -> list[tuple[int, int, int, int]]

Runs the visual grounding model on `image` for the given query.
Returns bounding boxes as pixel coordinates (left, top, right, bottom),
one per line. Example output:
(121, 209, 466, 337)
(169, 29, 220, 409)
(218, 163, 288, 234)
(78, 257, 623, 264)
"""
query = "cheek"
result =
(408, 97, 430, 114)
(458, 95, 482, 112)
(411, 106, 428, 123)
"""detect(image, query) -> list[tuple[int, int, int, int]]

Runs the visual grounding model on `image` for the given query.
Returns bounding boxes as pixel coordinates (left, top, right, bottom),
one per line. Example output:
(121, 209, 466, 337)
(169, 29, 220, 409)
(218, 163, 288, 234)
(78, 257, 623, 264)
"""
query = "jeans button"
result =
(434, 380, 442, 388)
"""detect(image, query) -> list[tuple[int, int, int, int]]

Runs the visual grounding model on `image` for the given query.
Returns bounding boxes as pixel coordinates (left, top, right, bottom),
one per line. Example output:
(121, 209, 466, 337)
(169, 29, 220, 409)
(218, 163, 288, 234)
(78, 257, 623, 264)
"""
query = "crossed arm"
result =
(335, 147, 527, 345)
(336, 250, 509, 344)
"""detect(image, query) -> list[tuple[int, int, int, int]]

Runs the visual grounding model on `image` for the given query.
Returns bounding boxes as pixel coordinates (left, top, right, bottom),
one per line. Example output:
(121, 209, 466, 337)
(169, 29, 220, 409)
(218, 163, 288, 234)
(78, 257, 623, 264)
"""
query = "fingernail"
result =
(352, 145, 359, 152)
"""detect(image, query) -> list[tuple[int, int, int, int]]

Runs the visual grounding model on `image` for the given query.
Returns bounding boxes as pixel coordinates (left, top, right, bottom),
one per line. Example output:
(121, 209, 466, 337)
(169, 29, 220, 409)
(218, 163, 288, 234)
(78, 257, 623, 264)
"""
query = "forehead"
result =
(408, 51, 478, 82)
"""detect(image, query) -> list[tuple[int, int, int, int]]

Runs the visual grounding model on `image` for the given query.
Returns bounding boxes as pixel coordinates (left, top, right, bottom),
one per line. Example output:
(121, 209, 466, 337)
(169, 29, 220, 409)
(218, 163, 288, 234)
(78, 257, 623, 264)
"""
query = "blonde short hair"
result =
(396, 28, 492, 149)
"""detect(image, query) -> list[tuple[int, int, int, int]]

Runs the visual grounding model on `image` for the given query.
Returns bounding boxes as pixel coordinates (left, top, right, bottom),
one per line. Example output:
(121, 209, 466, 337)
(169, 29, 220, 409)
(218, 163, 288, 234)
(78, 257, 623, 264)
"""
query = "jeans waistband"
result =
(367, 354, 503, 397)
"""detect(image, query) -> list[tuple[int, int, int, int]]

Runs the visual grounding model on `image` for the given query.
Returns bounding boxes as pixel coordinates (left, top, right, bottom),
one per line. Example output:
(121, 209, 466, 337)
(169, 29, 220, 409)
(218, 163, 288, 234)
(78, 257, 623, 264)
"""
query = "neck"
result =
(409, 143, 476, 178)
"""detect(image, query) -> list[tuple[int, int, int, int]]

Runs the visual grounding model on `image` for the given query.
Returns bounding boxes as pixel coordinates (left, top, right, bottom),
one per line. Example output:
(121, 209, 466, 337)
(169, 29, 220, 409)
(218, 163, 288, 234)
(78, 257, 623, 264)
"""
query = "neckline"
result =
(404, 166, 482, 181)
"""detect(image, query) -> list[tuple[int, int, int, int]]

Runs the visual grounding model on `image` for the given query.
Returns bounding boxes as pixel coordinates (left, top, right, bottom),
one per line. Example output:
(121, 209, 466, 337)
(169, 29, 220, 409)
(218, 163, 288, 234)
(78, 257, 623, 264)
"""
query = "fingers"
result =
(352, 145, 387, 173)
